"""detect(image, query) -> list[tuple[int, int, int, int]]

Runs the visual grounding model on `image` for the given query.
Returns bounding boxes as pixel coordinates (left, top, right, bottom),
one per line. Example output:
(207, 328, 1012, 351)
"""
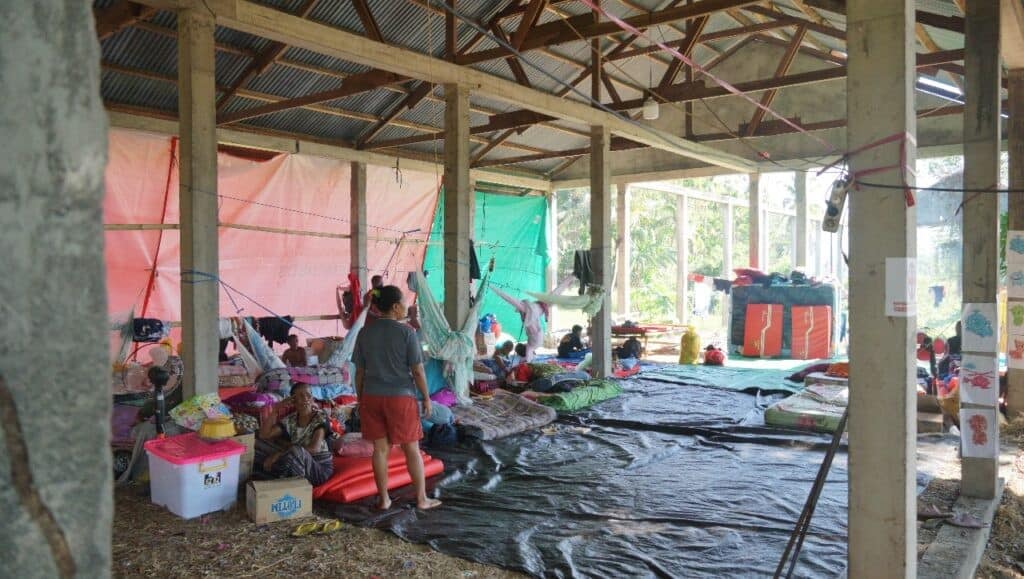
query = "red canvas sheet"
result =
(104, 129, 441, 345)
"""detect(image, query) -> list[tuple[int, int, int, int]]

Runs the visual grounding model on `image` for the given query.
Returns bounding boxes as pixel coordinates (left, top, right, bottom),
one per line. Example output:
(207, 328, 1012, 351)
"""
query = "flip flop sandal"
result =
(316, 520, 343, 535)
(948, 513, 987, 528)
(918, 504, 953, 520)
(290, 521, 320, 537)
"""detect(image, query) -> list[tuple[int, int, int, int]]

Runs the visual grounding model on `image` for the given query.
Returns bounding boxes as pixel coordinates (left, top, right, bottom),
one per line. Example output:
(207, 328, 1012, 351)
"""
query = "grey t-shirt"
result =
(353, 319, 423, 397)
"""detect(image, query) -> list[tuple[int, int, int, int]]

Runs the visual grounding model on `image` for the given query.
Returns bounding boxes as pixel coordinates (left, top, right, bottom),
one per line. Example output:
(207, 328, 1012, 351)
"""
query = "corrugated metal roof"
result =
(246, 62, 344, 99)
(101, 25, 179, 77)
(102, 68, 179, 113)
(239, 105, 369, 142)
(94, 0, 969, 177)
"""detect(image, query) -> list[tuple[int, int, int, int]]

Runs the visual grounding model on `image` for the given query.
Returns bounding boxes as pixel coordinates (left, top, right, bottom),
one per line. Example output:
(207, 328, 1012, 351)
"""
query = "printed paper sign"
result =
(962, 303, 999, 353)
(1009, 334, 1024, 369)
(959, 354, 999, 406)
(1009, 266, 1024, 299)
(1008, 231, 1024, 264)
(960, 407, 998, 459)
(885, 258, 916, 317)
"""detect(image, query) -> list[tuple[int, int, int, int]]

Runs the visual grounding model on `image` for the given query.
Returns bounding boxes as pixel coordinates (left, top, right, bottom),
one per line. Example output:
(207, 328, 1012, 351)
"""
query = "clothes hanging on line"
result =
(257, 316, 294, 346)
(573, 250, 594, 295)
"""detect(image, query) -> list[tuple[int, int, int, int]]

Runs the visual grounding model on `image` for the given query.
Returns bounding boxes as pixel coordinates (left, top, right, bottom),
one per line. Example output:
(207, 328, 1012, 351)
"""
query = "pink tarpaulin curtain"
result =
(104, 128, 441, 340)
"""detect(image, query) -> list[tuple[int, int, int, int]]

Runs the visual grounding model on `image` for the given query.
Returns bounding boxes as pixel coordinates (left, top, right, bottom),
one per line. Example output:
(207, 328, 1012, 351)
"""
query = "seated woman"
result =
(491, 341, 515, 378)
(255, 382, 334, 486)
(557, 325, 588, 359)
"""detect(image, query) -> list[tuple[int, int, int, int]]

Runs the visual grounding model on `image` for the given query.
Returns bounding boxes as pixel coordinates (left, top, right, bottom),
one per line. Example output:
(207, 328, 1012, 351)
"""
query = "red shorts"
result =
(359, 395, 423, 445)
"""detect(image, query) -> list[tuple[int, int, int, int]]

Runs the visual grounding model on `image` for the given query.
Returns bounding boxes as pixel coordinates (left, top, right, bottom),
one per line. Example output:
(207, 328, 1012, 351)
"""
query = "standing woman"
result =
(354, 285, 441, 510)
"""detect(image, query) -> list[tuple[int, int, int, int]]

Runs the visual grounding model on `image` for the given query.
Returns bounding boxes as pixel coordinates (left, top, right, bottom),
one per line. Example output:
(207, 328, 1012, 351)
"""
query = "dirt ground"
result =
(112, 380, 1024, 577)
(977, 421, 1024, 578)
(112, 487, 522, 578)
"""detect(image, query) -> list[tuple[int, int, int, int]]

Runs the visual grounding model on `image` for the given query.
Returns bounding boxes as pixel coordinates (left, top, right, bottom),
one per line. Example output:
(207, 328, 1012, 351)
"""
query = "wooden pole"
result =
(846, 0, 917, 573)
(1007, 68, 1024, 418)
(443, 83, 472, 329)
(961, 0, 1001, 500)
(590, 125, 612, 378)
(178, 7, 219, 398)
(350, 161, 368, 290)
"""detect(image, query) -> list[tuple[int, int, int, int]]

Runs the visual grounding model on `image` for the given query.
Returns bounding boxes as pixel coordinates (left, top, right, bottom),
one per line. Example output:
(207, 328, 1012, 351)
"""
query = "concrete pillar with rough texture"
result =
(846, 0, 918, 575)
(590, 126, 612, 378)
(676, 194, 689, 324)
(962, 0, 1001, 500)
(443, 84, 472, 329)
(795, 171, 809, 269)
(0, 1, 111, 576)
(178, 8, 219, 397)
(615, 184, 631, 318)
(350, 161, 368, 291)
(1008, 69, 1024, 419)
(748, 174, 761, 268)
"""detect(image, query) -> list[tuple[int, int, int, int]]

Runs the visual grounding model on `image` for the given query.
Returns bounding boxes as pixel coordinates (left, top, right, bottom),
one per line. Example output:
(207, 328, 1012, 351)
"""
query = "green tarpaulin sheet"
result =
(640, 364, 805, 395)
(423, 191, 549, 340)
(540, 379, 624, 412)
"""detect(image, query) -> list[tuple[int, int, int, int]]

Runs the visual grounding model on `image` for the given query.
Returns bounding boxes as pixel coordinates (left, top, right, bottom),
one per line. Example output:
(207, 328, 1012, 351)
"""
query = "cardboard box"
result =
(246, 478, 313, 524)
(233, 433, 255, 484)
(743, 304, 783, 358)
(791, 305, 832, 359)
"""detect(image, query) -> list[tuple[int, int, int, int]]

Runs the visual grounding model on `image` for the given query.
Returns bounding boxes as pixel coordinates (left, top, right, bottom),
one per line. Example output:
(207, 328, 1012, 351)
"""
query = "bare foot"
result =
(375, 497, 392, 511)
(417, 498, 442, 510)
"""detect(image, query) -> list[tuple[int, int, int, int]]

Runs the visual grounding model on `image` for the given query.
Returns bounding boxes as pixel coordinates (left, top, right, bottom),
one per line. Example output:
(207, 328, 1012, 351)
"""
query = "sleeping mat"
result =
(539, 379, 623, 412)
(452, 390, 556, 440)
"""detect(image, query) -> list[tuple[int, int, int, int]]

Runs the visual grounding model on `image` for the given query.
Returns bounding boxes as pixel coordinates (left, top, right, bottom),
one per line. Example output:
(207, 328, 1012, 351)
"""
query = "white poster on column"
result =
(960, 407, 998, 459)
(959, 354, 999, 406)
(1007, 230, 1024, 264)
(885, 258, 916, 317)
(961, 303, 999, 353)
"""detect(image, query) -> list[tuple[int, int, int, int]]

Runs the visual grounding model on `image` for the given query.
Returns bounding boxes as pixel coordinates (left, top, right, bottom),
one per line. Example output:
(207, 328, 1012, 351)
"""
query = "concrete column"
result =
(846, 0, 917, 575)
(178, 8, 219, 397)
(675, 194, 689, 324)
(350, 161, 368, 290)
(1008, 69, 1024, 418)
(546, 191, 559, 331)
(748, 173, 761, 268)
(615, 184, 631, 318)
(0, 1, 111, 574)
(962, 0, 1001, 500)
(443, 84, 472, 329)
(796, 172, 809, 269)
(722, 202, 734, 327)
(590, 126, 612, 378)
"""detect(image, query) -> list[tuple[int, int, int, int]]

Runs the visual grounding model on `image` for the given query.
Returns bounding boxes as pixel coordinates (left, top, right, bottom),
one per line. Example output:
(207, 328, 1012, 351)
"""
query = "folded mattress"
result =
(764, 383, 848, 433)
(452, 390, 556, 440)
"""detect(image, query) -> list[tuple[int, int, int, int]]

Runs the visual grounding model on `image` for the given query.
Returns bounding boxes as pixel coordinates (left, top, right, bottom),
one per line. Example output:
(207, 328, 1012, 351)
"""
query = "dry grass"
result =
(112, 487, 522, 578)
(977, 428, 1024, 579)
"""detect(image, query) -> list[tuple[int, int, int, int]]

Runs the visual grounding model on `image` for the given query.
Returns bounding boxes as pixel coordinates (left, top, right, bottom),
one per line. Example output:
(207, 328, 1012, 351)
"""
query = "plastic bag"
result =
(169, 393, 232, 431)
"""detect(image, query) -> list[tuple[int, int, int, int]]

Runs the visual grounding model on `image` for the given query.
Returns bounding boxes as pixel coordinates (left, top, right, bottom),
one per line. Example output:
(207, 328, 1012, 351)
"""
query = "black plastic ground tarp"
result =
(328, 378, 957, 578)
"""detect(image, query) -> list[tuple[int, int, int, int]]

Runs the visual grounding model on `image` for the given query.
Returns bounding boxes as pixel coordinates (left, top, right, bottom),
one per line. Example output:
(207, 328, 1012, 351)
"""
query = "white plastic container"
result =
(145, 432, 245, 519)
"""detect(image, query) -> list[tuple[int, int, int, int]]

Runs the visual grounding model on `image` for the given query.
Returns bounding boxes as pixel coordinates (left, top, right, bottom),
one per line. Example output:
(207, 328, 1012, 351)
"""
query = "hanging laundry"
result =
(693, 283, 711, 317)
(573, 250, 595, 295)
(412, 264, 494, 405)
(712, 278, 732, 294)
(930, 285, 945, 308)
(257, 316, 294, 346)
